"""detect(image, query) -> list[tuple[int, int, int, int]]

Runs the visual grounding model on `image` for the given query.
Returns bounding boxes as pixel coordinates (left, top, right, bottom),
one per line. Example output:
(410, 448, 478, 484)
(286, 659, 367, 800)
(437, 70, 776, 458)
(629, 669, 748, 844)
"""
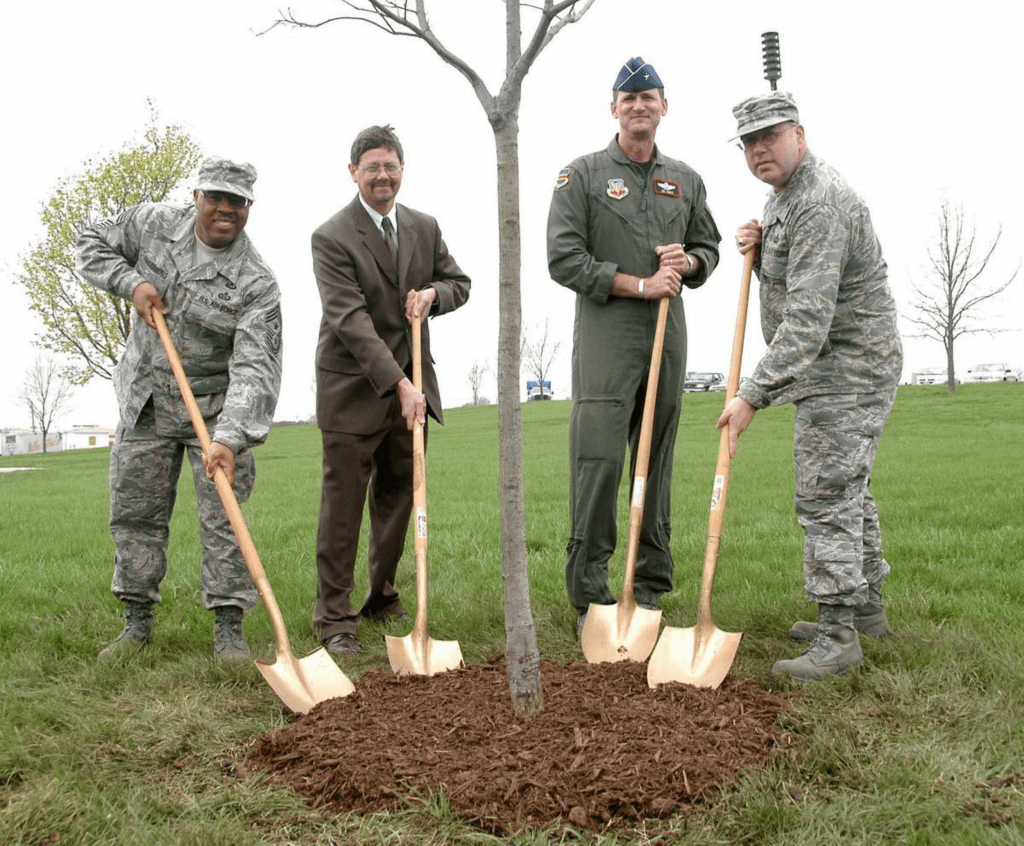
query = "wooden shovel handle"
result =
(151, 310, 293, 659)
(699, 250, 755, 618)
(410, 316, 429, 639)
(621, 296, 670, 601)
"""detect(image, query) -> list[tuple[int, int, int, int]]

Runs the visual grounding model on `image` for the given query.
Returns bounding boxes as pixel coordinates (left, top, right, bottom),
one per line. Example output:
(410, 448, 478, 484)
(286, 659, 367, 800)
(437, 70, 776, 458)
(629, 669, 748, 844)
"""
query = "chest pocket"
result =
(759, 212, 790, 287)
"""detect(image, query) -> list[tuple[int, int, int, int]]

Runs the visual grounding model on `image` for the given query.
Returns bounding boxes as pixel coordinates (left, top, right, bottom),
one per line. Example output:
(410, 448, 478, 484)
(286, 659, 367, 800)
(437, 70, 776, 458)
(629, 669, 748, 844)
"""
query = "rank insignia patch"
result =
(606, 178, 629, 200)
(653, 179, 681, 198)
(554, 167, 573, 191)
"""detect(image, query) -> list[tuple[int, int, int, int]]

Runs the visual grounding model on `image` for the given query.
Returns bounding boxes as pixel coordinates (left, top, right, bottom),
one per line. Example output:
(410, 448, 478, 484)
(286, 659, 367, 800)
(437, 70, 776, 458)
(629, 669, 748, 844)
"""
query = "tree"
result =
(467, 360, 490, 406)
(907, 201, 1020, 393)
(269, 0, 597, 715)
(19, 357, 74, 454)
(16, 111, 202, 385)
(522, 319, 562, 398)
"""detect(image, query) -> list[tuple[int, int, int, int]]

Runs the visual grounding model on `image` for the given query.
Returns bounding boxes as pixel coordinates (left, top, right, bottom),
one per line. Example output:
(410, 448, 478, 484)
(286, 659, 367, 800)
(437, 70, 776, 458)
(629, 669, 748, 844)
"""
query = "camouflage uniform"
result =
(547, 137, 721, 611)
(76, 200, 282, 610)
(737, 151, 902, 605)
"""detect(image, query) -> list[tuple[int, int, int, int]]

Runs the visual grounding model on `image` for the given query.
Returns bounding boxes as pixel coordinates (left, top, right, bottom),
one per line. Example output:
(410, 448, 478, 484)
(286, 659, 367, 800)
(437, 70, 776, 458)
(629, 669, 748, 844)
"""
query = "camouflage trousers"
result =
(793, 388, 896, 606)
(108, 402, 257, 610)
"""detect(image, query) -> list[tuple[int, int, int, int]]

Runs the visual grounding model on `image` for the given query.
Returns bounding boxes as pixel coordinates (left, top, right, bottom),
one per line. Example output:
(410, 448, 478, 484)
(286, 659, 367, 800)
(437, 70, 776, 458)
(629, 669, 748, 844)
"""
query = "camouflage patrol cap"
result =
(730, 91, 800, 141)
(196, 157, 257, 201)
(613, 57, 664, 92)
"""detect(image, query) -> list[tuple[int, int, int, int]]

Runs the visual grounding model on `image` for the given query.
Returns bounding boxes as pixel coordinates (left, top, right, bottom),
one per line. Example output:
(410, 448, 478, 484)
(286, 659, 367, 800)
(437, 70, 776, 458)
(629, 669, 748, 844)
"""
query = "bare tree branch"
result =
(906, 200, 1020, 391)
(19, 356, 75, 453)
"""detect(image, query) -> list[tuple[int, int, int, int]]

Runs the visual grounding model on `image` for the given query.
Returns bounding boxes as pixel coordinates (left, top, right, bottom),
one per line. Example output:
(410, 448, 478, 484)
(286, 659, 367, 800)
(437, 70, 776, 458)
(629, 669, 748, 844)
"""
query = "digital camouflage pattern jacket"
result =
(739, 151, 902, 409)
(75, 203, 282, 452)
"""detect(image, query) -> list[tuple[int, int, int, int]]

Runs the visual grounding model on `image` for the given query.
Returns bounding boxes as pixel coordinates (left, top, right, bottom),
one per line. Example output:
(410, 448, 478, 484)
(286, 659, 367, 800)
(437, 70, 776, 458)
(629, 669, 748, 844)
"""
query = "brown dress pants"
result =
(313, 409, 421, 640)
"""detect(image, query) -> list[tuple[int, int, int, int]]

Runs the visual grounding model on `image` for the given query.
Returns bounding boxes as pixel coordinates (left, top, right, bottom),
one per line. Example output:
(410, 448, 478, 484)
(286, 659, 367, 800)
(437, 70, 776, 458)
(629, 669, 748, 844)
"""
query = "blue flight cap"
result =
(613, 57, 664, 93)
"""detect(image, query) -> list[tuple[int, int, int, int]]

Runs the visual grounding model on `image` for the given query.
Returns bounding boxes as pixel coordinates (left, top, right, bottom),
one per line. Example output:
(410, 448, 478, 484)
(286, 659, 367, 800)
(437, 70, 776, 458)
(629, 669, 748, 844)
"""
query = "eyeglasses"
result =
(201, 190, 252, 208)
(736, 123, 795, 152)
(359, 163, 403, 175)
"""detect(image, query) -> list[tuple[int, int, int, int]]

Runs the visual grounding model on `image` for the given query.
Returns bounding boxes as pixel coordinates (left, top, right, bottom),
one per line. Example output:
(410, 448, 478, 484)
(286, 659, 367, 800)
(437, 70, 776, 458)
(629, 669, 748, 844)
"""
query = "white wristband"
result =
(637, 277, 645, 298)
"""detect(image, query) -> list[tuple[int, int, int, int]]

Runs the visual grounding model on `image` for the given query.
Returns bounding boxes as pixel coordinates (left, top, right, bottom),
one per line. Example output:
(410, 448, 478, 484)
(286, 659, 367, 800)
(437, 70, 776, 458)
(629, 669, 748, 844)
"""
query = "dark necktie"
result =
(382, 217, 398, 264)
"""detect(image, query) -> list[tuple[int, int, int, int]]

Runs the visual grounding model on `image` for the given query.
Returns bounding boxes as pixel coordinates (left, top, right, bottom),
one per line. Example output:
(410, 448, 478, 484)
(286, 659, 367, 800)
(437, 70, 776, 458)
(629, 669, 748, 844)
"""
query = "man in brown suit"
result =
(312, 125, 471, 655)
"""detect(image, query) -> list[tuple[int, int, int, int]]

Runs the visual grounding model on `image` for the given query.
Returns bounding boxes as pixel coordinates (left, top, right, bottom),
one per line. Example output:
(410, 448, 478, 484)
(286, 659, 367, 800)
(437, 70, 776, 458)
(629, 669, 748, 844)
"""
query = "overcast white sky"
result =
(1, 0, 1022, 432)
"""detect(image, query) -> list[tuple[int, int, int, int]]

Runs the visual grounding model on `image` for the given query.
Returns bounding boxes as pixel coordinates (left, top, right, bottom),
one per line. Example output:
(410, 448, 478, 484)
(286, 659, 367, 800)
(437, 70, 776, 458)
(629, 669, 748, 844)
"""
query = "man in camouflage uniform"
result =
(718, 92, 903, 682)
(75, 157, 282, 660)
(547, 57, 721, 637)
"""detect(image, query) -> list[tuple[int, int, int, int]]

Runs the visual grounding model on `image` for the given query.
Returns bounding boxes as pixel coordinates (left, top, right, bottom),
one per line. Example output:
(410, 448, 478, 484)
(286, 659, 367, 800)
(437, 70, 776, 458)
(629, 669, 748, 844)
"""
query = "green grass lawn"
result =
(1, 383, 1022, 844)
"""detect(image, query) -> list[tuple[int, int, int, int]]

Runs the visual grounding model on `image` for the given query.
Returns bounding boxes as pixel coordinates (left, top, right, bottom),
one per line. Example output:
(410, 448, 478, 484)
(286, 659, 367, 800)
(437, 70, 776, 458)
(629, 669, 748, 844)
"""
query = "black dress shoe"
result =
(324, 633, 362, 655)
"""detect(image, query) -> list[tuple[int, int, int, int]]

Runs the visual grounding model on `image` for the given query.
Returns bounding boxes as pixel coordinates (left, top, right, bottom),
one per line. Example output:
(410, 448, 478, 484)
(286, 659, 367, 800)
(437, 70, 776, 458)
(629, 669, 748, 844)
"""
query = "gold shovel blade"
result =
(255, 646, 355, 714)
(385, 632, 464, 677)
(646, 623, 743, 689)
(581, 602, 662, 664)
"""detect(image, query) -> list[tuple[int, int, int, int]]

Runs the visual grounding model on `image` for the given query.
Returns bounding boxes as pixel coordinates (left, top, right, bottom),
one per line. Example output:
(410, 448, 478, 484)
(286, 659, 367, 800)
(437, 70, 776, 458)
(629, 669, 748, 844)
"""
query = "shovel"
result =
(647, 250, 754, 689)
(152, 310, 355, 713)
(581, 297, 668, 664)
(385, 316, 464, 676)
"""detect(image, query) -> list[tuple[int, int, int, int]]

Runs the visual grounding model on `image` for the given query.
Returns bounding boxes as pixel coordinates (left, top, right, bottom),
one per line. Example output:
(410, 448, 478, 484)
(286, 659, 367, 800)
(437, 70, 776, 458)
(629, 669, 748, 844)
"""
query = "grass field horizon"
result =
(1, 383, 1022, 844)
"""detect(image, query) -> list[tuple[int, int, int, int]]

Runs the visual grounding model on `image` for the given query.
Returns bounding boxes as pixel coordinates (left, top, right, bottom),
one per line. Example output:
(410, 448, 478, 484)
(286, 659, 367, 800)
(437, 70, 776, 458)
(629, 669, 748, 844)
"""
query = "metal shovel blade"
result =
(581, 600, 662, 664)
(256, 647, 356, 714)
(385, 630, 464, 677)
(647, 619, 742, 689)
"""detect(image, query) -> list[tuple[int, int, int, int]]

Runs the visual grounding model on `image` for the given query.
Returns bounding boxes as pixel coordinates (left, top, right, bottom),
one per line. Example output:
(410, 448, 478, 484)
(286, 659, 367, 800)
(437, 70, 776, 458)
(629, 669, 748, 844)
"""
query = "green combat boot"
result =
(772, 604, 863, 683)
(98, 601, 153, 660)
(213, 606, 249, 660)
(789, 583, 888, 641)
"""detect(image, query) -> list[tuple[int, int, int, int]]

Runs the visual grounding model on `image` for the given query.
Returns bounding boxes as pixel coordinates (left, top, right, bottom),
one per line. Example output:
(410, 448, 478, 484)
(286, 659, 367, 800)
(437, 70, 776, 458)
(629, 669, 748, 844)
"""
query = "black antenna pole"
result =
(761, 31, 782, 90)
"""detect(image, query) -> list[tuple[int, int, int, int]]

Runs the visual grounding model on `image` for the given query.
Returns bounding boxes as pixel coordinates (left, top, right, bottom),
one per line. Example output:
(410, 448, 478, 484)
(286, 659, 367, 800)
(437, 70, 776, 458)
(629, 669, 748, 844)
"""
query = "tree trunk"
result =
(493, 116, 542, 716)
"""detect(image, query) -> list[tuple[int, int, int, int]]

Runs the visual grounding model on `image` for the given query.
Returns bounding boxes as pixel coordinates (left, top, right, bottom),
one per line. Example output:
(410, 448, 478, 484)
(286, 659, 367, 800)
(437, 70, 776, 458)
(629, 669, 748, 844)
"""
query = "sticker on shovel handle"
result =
(709, 474, 724, 510)
(416, 507, 427, 539)
(631, 478, 646, 508)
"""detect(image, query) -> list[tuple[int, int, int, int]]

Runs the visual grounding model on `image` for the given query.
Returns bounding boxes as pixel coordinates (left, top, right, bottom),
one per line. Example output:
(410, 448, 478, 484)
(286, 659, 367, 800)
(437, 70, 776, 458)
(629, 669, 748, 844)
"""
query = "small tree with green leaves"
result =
(16, 115, 201, 385)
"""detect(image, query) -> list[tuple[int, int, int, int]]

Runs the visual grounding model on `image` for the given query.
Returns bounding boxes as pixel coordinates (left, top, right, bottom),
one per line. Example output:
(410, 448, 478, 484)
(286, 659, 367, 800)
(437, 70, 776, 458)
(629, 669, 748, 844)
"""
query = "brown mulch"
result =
(248, 656, 790, 833)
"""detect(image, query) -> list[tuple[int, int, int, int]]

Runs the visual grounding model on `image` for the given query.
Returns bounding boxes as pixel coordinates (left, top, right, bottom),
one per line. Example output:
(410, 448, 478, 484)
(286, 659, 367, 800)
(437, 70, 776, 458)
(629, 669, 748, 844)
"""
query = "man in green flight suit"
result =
(547, 56, 721, 638)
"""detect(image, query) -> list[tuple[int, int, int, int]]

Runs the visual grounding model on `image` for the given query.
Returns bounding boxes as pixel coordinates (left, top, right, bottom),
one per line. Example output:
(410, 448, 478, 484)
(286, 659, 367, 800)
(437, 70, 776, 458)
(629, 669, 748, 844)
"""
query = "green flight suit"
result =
(547, 136, 721, 611)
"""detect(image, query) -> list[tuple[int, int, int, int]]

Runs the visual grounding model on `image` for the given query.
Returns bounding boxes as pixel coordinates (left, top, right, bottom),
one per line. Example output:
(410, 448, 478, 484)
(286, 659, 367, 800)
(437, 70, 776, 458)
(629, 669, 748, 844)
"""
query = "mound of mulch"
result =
(249, 656, 790, 833)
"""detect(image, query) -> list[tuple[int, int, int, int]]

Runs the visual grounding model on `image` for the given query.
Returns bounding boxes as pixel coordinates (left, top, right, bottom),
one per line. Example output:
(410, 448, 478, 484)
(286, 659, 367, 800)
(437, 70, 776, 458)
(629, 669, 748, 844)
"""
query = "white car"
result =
(912, 367, 955, 386)
(964, 363, 1019, 383)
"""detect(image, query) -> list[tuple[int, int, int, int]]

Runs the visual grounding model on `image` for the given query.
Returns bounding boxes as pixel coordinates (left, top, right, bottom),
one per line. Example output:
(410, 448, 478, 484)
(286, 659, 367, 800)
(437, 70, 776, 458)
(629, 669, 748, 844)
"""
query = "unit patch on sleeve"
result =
(653, 179, 681, 199)
(553, 167, 573, 191)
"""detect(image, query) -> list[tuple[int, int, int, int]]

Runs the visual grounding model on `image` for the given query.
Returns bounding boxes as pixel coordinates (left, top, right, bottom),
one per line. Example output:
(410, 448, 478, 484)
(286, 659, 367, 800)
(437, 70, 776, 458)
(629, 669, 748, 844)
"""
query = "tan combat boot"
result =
(213, 606, 249, 660)
(98, 601, 153, 660)
(772, 604, 863, 683)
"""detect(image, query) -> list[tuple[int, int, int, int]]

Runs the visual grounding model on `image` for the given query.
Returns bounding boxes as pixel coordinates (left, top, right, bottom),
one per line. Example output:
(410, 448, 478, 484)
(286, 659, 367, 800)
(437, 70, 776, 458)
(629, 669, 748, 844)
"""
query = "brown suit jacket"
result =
(313, 195, 471, 434)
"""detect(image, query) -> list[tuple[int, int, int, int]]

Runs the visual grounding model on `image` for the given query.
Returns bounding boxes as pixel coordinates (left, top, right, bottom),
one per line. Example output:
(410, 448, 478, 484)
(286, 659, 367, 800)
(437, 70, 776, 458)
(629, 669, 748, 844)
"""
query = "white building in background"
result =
(63, 426, 114, 450)
(2, 429, 60, 456)
(1, 426, 112, 456)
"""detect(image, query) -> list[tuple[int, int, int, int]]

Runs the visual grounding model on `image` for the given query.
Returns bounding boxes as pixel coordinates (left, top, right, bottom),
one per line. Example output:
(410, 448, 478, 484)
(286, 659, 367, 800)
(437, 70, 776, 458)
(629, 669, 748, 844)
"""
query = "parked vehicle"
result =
(683, 371, 724, 392)
(526, 380, 552, 401)
(964, 363, 1019, 383)
(912, 367, 953, 386)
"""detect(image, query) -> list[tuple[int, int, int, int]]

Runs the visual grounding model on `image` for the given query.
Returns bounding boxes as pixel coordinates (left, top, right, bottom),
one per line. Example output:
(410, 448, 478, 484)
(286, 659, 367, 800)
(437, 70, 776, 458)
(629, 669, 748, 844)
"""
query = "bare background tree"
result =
(19, 357, 74, 454)
(466, 360, 490, 406)
(907, 200, 1020, 393)
(521, 319, 562, 398)
(268, 0, 597, 714)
